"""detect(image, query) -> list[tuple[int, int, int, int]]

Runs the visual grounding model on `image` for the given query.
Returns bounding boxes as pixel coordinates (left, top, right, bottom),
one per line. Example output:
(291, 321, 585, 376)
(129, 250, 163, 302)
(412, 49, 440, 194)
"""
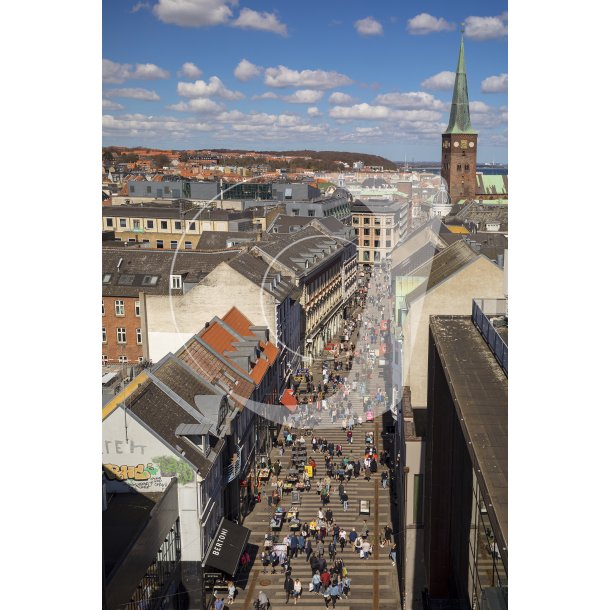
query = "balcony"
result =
(224, 445, 242, 483)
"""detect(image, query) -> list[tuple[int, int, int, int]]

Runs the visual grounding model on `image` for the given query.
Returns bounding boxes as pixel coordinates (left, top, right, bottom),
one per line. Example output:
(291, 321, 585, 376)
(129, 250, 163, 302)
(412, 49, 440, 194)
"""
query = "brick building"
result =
(440, 33, 478, 202)
(102, 248, 237, 365)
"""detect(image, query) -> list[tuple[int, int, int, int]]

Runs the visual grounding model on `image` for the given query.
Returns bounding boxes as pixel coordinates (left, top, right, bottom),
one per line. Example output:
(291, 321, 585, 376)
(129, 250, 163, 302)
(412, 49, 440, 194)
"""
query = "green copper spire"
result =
(444, 30, 477, 135)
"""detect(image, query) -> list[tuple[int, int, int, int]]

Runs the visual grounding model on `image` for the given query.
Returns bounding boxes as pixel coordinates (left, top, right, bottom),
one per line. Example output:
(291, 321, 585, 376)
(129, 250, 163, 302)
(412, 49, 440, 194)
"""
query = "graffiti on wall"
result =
(102, 455, 193, 490)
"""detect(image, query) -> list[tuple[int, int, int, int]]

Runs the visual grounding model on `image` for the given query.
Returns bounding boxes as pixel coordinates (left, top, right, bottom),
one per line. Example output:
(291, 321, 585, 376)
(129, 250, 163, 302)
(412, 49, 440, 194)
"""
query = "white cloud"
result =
(469, 101, 508, 128)
(252, 92, 279, 100)
(283, 89, 324, 104)
(131, 2, 150, 13)
(132, 63, 170, 79)
(354, 17, 383, 36)
(481, 73, 508, 93)
(328, 92, 355, 105)
(177, 76, 244, 100)
(329, 103, 441, 122)
(106, 87, 161, 101)
(167, 98, 224, 113)
(407, 13, 455, 35)
(102, 99, 125, 110)
(307, 107, 322, 117)
(421, 70, 455, 91)
(152, 0, 234, 27)
(103, 59, 132, 84)
(374, 91, 446, 110)
(232, 8, 288, 36)
(178, 62, 203, 78)
(265, 65, 353, 89)
(465, 14, 508, 41)
(234, 58, 263, 81)
(469, 100, 492, 113)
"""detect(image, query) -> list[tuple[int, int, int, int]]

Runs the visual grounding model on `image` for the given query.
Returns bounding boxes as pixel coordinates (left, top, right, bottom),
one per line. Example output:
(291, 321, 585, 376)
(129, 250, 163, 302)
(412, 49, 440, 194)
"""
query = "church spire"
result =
(445, 28, 477, 135)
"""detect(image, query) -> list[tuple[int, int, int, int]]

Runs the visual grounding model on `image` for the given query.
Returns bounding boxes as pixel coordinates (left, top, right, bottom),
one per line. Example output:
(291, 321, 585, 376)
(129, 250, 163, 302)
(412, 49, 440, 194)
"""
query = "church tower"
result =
(441, 31, 478, 202)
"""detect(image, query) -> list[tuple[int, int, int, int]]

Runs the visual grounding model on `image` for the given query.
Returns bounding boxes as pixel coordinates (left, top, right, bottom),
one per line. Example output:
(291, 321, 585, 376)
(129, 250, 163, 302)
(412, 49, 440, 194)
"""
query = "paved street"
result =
(231, 264, 400, 610)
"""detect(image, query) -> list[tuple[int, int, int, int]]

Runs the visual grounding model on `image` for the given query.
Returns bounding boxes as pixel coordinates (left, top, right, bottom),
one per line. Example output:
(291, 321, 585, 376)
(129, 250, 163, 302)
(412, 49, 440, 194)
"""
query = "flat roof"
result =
(430, 315, 508, 566)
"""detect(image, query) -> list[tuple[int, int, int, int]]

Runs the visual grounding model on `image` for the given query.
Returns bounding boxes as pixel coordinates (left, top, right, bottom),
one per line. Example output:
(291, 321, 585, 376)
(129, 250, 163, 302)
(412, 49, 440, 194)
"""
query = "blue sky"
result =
(103, 0, 508, 162)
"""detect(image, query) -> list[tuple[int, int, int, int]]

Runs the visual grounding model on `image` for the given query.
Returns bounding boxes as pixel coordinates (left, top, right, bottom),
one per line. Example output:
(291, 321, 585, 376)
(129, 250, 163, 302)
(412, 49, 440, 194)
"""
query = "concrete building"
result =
(351, 198, 407, 265)
(425, 308, 508, 609)
(284, 188, 352, 222)
(103, 481, 183, 610)
(103, 308, 279, 609)
(102, 248, 236, 365)
(251, 225, 358, 362)
(395, 240, 505, 408)
(143, 252, 298, 385)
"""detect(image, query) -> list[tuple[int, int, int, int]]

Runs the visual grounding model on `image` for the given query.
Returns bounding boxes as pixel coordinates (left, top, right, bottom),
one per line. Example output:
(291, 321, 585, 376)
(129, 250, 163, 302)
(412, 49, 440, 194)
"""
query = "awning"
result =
(203, 518, 251, 576)
(280, 389, 298, 412)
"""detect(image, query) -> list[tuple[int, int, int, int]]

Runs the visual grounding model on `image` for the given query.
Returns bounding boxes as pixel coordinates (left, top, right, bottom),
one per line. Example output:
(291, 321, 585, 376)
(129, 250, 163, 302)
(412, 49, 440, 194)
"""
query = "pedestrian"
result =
(257, 591, 270, 610)
(349, 527, 357, 548)
(389, 542, 397, 566)
(329, 581, 341, 608)
(384, 523, 393, 546)
(361, 539, 371, 559)
(214, 595, 225, 610)
(312, 571, 321, 594)
(343, 492, 349, 512)
(292, 578, 302, 604)
(381, 471, 388, 489)
(284, 574, 295, 604)
(226, 581, 236, 605)
(306, 538, 313, 561)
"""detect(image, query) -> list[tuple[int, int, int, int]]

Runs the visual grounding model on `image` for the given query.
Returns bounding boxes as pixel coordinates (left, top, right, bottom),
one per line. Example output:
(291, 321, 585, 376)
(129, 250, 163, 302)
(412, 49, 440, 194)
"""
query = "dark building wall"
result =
(424, 328, 473, 602)
(441, 134, 477, 201)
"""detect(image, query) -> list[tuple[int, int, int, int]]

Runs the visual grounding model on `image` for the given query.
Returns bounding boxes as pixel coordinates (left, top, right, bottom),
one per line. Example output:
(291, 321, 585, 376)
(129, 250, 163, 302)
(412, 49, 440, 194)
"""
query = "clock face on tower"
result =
(453, 141, 459, 148)
(469, 142, 475, 148)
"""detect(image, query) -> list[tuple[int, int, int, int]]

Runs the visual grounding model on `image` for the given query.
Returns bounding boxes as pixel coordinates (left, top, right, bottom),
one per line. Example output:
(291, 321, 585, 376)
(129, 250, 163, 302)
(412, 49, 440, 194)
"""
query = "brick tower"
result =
(441, 31, 478, 202)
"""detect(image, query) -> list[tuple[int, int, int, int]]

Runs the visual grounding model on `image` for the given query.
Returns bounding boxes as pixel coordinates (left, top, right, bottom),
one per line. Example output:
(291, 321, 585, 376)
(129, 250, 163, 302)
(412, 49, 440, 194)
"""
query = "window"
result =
(385, 217, 392, 225)
(457, 164, 462, 171)
(146, 220, 154, 229)
(363, 217, 370, 225)
(128, 238, 136, 243)
(364, 240, 370, 246)
(133, 219, 140, 229)
(146, 186, 152, 194)
(170, 240, 178, 249)
(352, 217, 359, 224)
(119, 218, 127, 228)
(103, 273, 112, 284)
(136, 328, 142, 344)
(185, 241, 192, 249)
(171, 275, 182, 290)
(142, 275, 158, 286)
(160, 220, 168, 230)
(115, 300, 124, 316)
(157, 240, 164, 249)
(292, 209, 300, 216)
(189, 222, 196, 231)
(135, 301, 141, 317)
(375, 229, 381, 236)
(386, 228, 392, 236)
(138, 356, 144, 364)
(308, 210, 315, 217)
(129, 185, 135, 193)
(164, 186, 170, 194)
(102, 355, 108, 365)
(354, 228, 359, 235)
(374, 240, 380, 248)
(174, 221, 182, 230)
(363, 251, 370, 262)
(364, 228, 370, 235)
(102, 301, 105, 316)
(157, 189, 162, 197)
(105, 218, 113, 227)
(117, 328, 126, 343)
(143, 239, 150, 245)
(386, 240, 392, 248)
(102, 327, 107, 343)
(465, 164, 470, 171)
(374, 217, 381, 225)
(118, 355, 128, 363)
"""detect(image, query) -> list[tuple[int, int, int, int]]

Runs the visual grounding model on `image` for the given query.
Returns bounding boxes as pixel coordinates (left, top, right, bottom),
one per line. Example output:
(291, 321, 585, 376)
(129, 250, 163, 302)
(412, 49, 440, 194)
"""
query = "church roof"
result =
(445, 34, 477, 135)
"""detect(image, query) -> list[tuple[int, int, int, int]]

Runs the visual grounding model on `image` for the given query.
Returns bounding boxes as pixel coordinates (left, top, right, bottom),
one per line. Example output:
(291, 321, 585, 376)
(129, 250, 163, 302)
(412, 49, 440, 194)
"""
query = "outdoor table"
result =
(258, 468, 270, 481)
(270, 516, 283, 530)
(287, 509, 299, 520)
(295, 482, 305, 490)
(283, 482, 294, 493)
(359, 500, 371, 515)
(289, 519, 301, 531)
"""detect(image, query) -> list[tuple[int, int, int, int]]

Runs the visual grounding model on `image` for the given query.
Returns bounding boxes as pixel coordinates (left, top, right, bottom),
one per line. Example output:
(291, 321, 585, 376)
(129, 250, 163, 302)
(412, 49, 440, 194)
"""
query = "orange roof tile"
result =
(222, 307, 255, 338)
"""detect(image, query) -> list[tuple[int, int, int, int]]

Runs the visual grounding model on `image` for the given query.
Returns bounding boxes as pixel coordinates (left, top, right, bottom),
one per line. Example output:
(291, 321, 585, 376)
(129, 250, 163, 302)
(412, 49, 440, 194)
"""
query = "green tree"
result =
(121, 152, 139, 163)
(153, 154, 171, 168)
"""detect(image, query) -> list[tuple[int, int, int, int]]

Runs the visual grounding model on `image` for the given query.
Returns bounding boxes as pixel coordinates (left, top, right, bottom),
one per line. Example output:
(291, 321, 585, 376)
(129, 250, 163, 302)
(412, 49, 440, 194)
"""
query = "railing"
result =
(224, 445, 242, 483)
(472, 299, 508, 376)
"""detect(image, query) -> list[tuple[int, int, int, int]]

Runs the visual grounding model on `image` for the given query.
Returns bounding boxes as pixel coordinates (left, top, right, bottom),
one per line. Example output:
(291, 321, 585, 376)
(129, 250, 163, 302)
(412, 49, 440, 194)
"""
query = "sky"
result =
(102, 0, 508, 162)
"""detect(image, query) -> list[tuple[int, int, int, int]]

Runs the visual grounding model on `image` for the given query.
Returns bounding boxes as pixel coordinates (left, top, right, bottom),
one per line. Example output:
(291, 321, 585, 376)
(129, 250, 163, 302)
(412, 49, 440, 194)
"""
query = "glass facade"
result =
(467, 474, 508, 609)
(125, 519, 181, 610)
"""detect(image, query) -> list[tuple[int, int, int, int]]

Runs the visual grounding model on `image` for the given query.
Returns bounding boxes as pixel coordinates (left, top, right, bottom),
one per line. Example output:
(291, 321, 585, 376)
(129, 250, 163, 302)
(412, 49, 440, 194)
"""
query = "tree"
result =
(121, 152, 139, 164)
(179, 151, 190, 162)
(102, 150, 114, 166)
(153, 154, 171, 168)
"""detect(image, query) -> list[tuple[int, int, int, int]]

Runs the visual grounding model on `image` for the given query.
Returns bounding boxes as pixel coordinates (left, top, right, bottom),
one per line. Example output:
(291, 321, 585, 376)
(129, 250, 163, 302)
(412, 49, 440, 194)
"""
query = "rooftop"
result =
(430, 315, 508, 563)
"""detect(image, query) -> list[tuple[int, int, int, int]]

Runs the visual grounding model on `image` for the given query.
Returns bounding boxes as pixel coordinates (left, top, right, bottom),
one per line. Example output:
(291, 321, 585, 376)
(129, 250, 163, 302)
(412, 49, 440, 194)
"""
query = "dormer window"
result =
(171, 275, 182, 290)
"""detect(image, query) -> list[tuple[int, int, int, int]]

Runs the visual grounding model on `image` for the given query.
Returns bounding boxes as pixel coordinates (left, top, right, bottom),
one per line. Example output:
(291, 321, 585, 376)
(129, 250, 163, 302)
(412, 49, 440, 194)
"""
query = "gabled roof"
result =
(102, 248, 236, 297)
(405, 240, 479, 304)
(225, 252, 293, 300)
